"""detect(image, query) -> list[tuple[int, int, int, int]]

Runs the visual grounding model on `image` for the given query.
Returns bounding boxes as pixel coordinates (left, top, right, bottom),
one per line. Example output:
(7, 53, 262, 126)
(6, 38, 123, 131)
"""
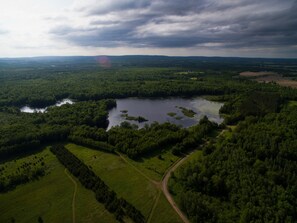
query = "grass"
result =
(149, 193, 183, 223)
(0, 150, 47, 186)
(66, 143, 183, 223)
(126, 149, 180, 181)
(66, 144, 158, 219)
(0, 144, 183, 223)
(185, 150, 203, 163)
(0, 148, 116, 223)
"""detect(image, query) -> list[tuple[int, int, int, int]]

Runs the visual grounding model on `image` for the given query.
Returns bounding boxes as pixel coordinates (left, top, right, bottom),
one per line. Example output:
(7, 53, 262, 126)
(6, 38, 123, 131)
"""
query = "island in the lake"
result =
(177, 106, 197, 118)
(121, 113, 148, 123)
(167, 112, 177, 117)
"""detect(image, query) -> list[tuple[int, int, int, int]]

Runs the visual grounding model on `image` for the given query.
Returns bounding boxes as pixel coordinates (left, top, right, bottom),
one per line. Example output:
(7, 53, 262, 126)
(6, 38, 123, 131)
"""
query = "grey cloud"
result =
(50, 0, 297, 56)
(0, 28, 8, 35)
(82, 0, 151, 15)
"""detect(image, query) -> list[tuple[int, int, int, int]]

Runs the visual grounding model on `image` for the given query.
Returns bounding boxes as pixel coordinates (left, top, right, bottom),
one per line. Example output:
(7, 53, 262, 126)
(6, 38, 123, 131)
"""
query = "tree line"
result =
(50, 144, 144, 223)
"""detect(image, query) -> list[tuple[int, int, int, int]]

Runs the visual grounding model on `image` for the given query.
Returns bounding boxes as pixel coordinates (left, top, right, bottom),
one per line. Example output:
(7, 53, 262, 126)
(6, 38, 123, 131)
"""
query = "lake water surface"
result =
(20, 99, 74, 113)
(108, 97, 223, 130)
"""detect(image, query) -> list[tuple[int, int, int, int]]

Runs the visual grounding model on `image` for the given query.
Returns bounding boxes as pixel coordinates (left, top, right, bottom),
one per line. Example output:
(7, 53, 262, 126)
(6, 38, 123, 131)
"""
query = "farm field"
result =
(66, 143, 183, 223)
(0, 148, 117, 223)
(239, 71, 278, 77)
(121, 149, 181, 181)
(239, 71, 297, 88)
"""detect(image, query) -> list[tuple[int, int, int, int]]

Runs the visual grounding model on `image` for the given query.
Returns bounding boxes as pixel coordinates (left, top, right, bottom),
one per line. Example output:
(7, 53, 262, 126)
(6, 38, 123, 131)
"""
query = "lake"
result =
(20, 99, 74, 113)
(107, 97, 223, 130)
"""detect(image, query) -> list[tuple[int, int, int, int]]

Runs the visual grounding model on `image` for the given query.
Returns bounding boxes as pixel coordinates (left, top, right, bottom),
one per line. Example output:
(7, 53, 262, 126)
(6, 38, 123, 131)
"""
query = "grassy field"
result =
(0, 149, 48, 186)
(124, 149, 181, 181)
(66, 143, 182, 223)
(67, 144, 158, 219)
(0, 144, 183, 223)
(149, 193, 183, 223)
(0, 148, 116, 223)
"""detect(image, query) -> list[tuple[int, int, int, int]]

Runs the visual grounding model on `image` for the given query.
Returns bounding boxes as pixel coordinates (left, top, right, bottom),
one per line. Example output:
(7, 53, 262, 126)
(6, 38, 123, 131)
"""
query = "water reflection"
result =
(108, 97, 223, 130)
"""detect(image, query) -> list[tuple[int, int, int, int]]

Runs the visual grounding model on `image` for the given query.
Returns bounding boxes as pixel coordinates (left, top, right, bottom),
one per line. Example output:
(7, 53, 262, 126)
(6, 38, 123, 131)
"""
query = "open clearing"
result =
(239, 71, 277, 77)
(149, 193, 184, 223)
(239, 71, 297, 89)
(124, 149, 181, 181)
(0, 148, 116, 223)
(66, 143, 182, 223)
(277, 79, 297, 88)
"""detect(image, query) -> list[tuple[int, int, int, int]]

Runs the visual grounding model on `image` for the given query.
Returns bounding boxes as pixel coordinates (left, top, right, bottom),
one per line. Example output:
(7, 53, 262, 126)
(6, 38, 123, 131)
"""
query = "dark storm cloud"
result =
(50, 0, 297, 55)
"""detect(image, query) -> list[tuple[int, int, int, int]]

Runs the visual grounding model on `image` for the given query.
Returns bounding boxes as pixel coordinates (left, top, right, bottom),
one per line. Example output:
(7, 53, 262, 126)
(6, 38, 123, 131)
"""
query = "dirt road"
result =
(161, 154, 191, 223)
(65, 168, 77, 223)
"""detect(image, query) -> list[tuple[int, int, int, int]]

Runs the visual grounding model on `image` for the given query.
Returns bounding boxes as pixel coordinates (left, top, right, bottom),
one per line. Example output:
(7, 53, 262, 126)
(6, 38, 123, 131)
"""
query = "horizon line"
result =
(0, 54, 296, 60)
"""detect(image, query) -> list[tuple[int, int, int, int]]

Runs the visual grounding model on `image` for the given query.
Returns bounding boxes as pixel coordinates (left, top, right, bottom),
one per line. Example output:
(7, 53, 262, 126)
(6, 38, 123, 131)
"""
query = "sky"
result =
(0, 0, 296, 58)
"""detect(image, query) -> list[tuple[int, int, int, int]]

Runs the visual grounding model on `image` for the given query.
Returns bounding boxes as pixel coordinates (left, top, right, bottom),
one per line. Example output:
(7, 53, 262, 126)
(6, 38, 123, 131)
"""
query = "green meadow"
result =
(0, 144, 183, 223)
(0, 148, 116, 223)
(66, 144, 182, 223)
(123, 149, 181, 181)
(149, 193, 182, 223)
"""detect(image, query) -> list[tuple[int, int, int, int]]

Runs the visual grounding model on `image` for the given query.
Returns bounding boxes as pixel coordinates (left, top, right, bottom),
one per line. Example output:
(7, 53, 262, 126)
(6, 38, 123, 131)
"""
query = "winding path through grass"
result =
(116, 151, 188, 223)
(116, 151, 160, 186)
(64, 169, 77, 223)
(116, 152, 162, 222)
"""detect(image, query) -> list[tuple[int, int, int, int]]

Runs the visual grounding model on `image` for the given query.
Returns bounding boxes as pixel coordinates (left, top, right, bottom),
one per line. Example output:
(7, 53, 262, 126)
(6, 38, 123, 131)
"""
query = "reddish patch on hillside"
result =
(239, 71, 277, 77)
(239, 71, 297, 89)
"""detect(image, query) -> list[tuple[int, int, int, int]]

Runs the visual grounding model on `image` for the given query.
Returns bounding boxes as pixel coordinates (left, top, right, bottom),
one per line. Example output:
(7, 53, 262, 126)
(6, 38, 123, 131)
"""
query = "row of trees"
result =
(68, 135, 115, 153)
(50, 145, 144, 223)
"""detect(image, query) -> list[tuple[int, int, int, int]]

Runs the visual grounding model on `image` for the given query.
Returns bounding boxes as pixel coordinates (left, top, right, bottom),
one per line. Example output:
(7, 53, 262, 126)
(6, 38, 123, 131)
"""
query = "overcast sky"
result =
(0, 0, 296, 58)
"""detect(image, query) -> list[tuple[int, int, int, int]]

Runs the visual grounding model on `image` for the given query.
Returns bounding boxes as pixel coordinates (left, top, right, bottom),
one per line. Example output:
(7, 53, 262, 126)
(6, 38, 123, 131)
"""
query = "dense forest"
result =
(1, 56, 297, 223)
(1, 57, 296, 161)
(0, 56, 297, 108)
(0, 100, 115, 159)
(107, 117, 218, 158)
(171, 101, 297, 222)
